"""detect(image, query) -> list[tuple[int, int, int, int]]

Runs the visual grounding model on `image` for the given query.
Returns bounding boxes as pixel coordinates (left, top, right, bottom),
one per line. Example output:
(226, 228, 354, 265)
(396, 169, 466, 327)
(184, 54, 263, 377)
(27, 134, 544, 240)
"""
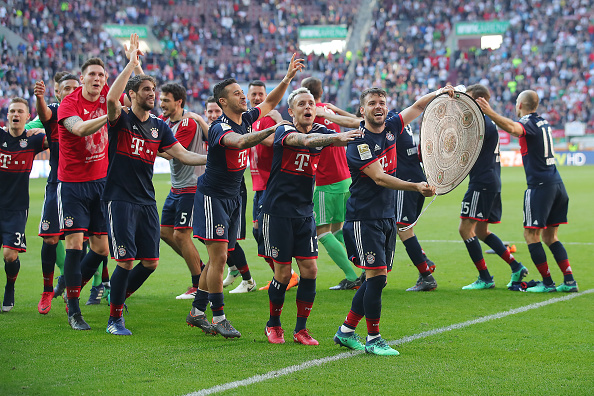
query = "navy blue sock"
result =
(528, 242, 554, 285)
(41, 242, 57, 292)
(80, 249, 106, 287)
(192, 288, 209, 311)
(227, 243, 251, 281)
(295, 277, 316, 332)
(267, 277, 288, 327)
(464, 237, 491, 280)
(209, 292, 225, 320)
(109, 265, 130, 320)
(252, 227, 259, 242)
(126, 263, 155, 297)
(64, 249, 83, 291)
(484, 233, 521, 272)
(363, 275, 386, 336)
(350, 280, 367, 317)
(403, 236, 431, 276)
(191, 274, 200, 288)
(3, 258, 20, 306)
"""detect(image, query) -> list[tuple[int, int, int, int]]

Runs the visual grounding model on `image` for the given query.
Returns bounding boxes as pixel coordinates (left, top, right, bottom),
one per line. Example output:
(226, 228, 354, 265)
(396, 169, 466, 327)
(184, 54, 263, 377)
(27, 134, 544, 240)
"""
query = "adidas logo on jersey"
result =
(2, 142, 6, 147)
(83, 109, 90, 115)
(374, 144, 381, 151)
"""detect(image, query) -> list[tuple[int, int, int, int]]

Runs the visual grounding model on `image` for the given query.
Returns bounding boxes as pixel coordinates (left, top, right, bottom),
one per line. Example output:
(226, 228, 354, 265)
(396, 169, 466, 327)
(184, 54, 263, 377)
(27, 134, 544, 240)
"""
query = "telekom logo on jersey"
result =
(294, 153, 310, 171)
(131, 136, 145, 155)
(0, 153, 11, 168)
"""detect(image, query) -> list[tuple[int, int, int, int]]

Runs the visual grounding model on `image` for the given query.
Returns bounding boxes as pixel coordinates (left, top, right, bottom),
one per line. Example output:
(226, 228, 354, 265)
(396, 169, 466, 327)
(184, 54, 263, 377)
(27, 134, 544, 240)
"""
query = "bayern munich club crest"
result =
(41, 221, 50, 231)
(366, 252, 376, 264)
(151, 128, 159, 138)
(19, 139, 28, 148)
(118, 246, 127, 257)
(64, 217, 74, 228)
(386, 132, 395, 141)
(271, 248, 279, 258)
(215, 224, 225, 237)
(100, 96, 105, 103)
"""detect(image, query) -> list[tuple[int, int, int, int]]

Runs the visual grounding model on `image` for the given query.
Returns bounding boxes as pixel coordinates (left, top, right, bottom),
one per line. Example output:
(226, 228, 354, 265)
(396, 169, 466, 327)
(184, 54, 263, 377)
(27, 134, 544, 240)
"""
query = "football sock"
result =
(402, 236, 431, 276)
(109, 265, 129, 320)
(4, 258, 20, 290)
(484, 233, 522, 272)
(319, 232, 357, 281)
(528, 242, 554, 285)
(192, 288, 209, 312)
(333, 229, 345, 247)
(548, 241, 574, 283)
(267, 277, 287, 327)
(295, 277, 316, 332)
(227, 243, 251, 281)
(364, 275, 386, 337)
(41, 241, 56, 292)
(209, 292, 225, 323)
(101, 257, 109, 283)
(80, 249, 106, 289)
(64, 249, 83, 314)
(341, 280, 366, 332)
(92, 268, 102, 287)
(191, 274, 200, 289)
(464, 236, 491, 280)
(55, 240, 65, 275)
(125, 263, 155, 298)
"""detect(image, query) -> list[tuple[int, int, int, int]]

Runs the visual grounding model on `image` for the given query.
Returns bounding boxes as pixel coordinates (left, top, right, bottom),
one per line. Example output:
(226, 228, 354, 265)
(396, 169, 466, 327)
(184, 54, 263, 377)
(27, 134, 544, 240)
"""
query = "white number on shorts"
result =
(180, 212, 187, 225)
(14, 232, 23, 246)
(461, 202, 470, 215)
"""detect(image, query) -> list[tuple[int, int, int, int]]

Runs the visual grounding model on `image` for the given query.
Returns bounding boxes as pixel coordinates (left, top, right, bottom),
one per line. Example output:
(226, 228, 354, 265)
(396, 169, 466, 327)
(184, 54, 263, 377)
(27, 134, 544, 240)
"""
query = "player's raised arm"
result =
(284, 129, 362, 148)
(223, 120, 292, 149)
(107, 50, 142, 122)
(34, 81, 53, 122)
(315, 106, 362, 128)
(163, 142, 207, 166)
(256, 53, 305, 119)
(400, 85, 455, 127)
(362, 160, 435, 196)
(476, 97, 524, 137)
(124, 33, 144, 76)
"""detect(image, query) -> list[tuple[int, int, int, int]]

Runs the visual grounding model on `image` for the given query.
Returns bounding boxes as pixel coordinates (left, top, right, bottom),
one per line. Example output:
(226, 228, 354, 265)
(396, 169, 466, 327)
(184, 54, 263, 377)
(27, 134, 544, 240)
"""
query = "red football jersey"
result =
(249, 115, 276, 191)
(314, 103, 350, 186)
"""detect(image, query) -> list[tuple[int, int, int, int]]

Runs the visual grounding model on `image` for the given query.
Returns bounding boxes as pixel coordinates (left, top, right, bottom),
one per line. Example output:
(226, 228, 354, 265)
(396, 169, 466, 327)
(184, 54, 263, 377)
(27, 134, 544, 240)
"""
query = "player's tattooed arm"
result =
(223, 121, 291, 149)
(63, 115, 108, 137)
(284, 129, 361, 147)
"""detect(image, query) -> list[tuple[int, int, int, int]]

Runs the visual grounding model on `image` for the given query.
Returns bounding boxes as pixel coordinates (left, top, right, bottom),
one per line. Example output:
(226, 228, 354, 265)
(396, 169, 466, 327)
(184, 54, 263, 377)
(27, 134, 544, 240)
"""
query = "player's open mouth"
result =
(375, 112, 383, 117)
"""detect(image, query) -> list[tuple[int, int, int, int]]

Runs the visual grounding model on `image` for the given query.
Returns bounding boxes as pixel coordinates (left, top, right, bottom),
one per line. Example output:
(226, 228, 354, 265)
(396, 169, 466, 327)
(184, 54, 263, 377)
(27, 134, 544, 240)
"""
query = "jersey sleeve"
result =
(57, 94, 78, 124)
(243, 107, 261, 125)
(175, 118, 198, 149)
(276, 124, 297, 147)
(208, 123, 232, 148)
(25, 116, 44, 130)
(385, 112, 404, 134)
(32, 132, 47, 154)
(346, 136, 378, 170)
(159, 121, 178, 151)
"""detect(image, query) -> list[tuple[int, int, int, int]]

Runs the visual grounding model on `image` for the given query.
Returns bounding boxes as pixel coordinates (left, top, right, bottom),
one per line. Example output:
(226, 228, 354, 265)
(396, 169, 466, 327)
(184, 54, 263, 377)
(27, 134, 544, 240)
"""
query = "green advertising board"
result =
(455, 21, 510, 36)
(298, 25, 348, 40)
(103, 25, 149, 38)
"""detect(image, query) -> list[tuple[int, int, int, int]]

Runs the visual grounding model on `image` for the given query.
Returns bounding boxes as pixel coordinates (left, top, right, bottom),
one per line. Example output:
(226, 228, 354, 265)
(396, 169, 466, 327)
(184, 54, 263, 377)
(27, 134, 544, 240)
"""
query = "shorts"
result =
(0, 209, 27, 252)
(106, 201, 160, 262)
(460, 189, 502, 223)
(193, 190, 240, 250)
(58, 180, 107, 236)
(523, 182, 568, 229)
(39, 182, 63, 236)
(237, 178, 247, 240)
(161, 191, 195, 230)
(313, 189, 349, 226)
(252, 190, 266, 226)
(343, 218, 396, 272)
(258, 213, 318, 264)
(395, 190, 425, 226)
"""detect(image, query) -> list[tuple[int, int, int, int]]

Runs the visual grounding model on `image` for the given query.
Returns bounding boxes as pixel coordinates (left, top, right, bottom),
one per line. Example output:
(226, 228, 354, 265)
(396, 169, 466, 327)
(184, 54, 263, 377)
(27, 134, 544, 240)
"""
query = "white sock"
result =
(367, 334, 381, 342)
(213, 314, 226, 323)
(340, 325, 354, 333)
(191, 306, 205, 316)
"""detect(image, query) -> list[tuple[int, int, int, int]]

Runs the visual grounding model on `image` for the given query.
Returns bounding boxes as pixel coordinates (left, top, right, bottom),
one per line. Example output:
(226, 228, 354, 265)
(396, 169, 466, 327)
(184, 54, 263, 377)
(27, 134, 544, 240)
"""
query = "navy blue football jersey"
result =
(517, 113, 562, 186)
(468, 115, 501, 191)
(0, 129, 46, 210)
(196, 107, 260, 198)
(346, 114, 404, 220)
(261, 123, 335, 217)
(41, 103, 60, 183)
(103, 111, 177, 205)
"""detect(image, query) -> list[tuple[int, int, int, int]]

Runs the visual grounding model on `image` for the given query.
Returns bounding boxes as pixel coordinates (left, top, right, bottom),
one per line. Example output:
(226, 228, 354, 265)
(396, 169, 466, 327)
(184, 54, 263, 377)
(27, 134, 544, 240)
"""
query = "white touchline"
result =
(417, 240, 594, 246)
(185, 289, 593, 396)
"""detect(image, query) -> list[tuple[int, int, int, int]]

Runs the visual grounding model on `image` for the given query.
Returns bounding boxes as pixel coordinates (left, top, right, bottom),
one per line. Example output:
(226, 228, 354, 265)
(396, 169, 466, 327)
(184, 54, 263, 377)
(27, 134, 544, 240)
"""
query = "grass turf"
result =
(0, 166, 592, 395)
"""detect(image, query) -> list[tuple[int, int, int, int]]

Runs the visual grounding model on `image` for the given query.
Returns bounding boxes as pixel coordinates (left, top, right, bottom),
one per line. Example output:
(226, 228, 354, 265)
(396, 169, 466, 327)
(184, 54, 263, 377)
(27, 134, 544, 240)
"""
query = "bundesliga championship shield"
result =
(420, 92, 485, 195)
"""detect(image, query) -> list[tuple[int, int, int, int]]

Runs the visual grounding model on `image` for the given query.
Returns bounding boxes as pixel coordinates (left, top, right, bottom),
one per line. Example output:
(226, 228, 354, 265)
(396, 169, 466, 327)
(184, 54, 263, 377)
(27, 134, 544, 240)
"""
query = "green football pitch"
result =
(1, 166, 592, 395)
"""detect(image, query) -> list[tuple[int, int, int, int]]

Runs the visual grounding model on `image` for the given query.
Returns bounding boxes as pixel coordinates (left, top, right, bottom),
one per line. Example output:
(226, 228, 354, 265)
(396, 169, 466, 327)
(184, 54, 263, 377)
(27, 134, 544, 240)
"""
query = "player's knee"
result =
(172, 229, 190, 245)
(160, 227, 173, 243)
(141, 260, 158, 271)
(3, 249, 19, 262)
(43, 236, 60, 245)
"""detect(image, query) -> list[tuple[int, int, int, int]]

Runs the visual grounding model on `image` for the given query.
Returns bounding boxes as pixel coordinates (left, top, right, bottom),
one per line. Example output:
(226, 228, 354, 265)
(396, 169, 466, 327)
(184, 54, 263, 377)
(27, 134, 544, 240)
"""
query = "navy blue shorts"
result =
(106, 201, 160, 262)
(395, 190, 425, 226)
(252, 190, 266, 226)
(39, 182, 62, 237)
(58, 180, 107, 236)
(161, 191, 194, 230)
(523, 182, 568, 229)
(193, 190, 240, 250)
(343, 218, 396, 272)
(460, 189, 502, 223)
(258, 213, 318, 265)
(0, 209, 27, 252)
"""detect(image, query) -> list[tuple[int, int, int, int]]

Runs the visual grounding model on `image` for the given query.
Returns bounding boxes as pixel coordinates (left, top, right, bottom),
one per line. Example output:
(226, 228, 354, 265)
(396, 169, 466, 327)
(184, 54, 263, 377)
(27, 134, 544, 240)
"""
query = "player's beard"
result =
(139, 99, 154, 111)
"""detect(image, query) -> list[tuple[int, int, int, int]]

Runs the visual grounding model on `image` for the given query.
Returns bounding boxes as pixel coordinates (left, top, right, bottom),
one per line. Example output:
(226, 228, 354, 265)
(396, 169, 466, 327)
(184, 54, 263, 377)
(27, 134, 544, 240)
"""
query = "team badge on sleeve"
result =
(357, 143, 372, 160)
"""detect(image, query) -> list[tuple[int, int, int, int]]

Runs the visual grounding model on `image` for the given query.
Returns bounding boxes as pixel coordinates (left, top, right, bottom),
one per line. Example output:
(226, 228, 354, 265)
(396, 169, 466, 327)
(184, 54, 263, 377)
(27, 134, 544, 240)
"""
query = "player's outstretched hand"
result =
(26, 128, 45, 137)
(34, 81, 46, 98)
(267, 109, 283, 123)
(417, 182, 436, 197)
(440, 84, 456, 97)
(285, 53, 305, 80)
(337, 129, 363, 143)
(124, 34, 144, 60)
(475, 97, 493, 115)
(127, 48, 143, 68)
